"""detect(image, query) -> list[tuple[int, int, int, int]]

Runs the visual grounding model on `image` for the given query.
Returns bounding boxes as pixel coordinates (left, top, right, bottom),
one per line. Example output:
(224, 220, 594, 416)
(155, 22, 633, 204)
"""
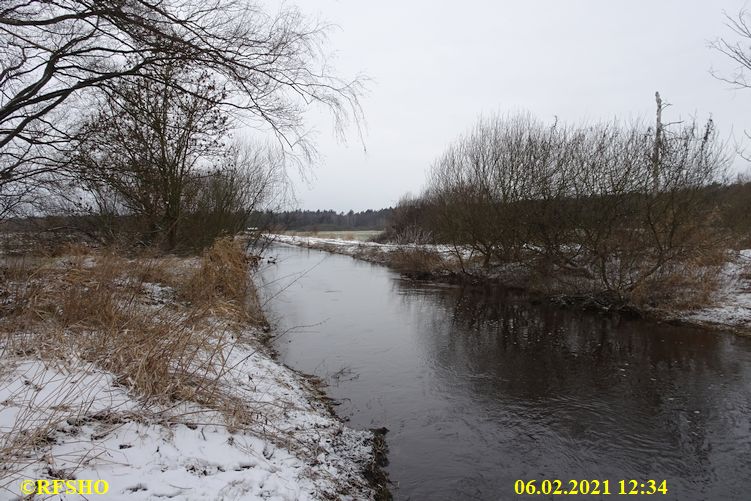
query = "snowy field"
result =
(269, 234, 465, 259)
(281, 231, 383, 242)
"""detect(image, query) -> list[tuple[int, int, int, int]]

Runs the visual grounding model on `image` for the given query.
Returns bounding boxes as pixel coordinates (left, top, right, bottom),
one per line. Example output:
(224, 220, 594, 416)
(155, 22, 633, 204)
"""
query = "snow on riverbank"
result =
(0, 249, 379, 501)
(268, 234, 463, 259)
(269, 234, 751, 334)
(271, 234, 400, 254)
(0, 334, 376, 501)
(675, 249, 751, 331)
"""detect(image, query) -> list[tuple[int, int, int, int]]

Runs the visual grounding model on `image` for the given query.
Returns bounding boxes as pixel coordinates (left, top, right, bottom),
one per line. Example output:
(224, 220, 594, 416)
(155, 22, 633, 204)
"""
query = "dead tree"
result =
(652, 91, 664, 194)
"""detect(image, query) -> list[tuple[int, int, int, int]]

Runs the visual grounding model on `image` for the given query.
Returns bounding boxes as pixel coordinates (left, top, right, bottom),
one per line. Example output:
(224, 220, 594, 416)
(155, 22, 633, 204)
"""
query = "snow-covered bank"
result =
(0, 351, 375, 500)
(672, 249, 751, 332)
(269, 234, 465, 262)
(271, 234, 404, 256)
(0, 247, 381, 500)
(269, 234, 751, 334)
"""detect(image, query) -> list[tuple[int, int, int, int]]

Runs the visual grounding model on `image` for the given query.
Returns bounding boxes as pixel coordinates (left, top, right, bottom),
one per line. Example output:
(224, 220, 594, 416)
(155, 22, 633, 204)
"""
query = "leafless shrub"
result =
(422, 105, 730, 309)
(715, 177, 751, 248)
(387, 248, 447, 275)
(426, 113, 552, 266)
(382, 194, 434, 244)
(179, 141, 291, 252)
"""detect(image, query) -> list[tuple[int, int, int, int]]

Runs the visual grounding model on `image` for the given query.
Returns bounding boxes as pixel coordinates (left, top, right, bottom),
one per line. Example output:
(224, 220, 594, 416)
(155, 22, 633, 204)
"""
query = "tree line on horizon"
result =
(272, 208, 393, 232)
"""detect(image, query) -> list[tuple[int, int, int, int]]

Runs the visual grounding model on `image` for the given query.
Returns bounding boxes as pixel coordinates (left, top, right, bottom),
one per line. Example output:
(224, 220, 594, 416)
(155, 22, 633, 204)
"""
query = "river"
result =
(259, 244, 751, 500)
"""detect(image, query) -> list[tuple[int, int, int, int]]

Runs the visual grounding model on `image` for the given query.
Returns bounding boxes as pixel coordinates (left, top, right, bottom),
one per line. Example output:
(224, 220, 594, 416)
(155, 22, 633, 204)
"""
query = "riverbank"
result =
(269, 234, 751, 335)
(0, 239, 383, 500)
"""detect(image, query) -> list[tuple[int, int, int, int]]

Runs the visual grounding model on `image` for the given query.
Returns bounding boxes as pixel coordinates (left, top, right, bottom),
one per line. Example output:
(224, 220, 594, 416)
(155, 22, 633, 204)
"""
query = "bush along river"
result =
(259, 244, 751, 500)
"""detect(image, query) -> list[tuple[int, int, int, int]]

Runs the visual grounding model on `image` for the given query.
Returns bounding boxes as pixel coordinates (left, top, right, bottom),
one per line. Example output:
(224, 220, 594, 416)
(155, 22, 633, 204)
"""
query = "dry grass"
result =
(0, 229, 99, 258)
(739, 252, 751, 282)
(633, 265, 722, 310)
(628, 247, 730, 310)
(0, 237, 269, 485)
(386, 248, 447, 275)
(0, 237, 263, 422)
(0, 237, 376, 498)
(351, 245, 388, 264)
(0, 362, 116, 486)
(181, 237, 263, 323)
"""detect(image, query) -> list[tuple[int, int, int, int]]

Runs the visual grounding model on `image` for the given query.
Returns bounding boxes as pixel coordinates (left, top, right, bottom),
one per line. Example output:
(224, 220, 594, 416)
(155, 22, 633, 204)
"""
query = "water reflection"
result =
(401, 282, 751, 499)
(265, 246, 751, 500)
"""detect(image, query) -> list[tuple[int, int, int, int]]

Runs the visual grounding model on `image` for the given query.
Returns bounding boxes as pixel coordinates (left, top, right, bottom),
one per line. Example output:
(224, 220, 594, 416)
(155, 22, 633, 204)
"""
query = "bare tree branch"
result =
(0, 0, 364, 217)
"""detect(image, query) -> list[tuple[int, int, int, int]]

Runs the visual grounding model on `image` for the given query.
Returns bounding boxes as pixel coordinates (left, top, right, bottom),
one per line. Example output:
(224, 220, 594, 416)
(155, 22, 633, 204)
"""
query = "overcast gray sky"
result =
(290, 0, 751, 212)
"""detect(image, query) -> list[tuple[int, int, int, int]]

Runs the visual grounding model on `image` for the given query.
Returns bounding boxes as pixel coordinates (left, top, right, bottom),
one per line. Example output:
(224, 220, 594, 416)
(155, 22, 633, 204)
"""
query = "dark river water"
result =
(259, 244, 751, 501)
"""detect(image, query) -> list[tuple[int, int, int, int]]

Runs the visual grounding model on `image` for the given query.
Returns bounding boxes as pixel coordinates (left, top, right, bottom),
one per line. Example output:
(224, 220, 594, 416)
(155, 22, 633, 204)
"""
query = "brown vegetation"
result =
(0, 237, 267, 484)
(385, 106, 742, 311)
(0, 238, 387, 499)
(387, 248, 447, 276)
(0, 238, 262, 416)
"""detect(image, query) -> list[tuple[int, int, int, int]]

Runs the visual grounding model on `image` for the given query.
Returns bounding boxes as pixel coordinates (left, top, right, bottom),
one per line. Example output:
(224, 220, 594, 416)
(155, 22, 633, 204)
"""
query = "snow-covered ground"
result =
(0, 352, 375, 501)
(269, 234, 751, 334)
(676, 249, 751, 331)
(270, 234, 402, 255)
(268, 234, 465, 259)
(0, 266, 378, 500)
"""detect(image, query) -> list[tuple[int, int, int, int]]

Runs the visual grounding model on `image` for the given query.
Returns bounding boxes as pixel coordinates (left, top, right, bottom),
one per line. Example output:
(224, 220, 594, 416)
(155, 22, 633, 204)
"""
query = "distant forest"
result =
(272, 208, 393, 231)
(0, 208, 394, 237)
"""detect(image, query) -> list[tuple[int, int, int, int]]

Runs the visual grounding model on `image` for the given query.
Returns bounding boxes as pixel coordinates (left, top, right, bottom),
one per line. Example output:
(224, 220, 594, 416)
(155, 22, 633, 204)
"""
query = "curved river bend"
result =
(260, 244, 751, 500)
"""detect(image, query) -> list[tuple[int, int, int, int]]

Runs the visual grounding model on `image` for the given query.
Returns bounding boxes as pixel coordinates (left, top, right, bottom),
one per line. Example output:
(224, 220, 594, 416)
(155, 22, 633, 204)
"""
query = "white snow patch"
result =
(0, 340, 375, 500)
(268, 233, 471, 259)
(677, 250, 751, 330)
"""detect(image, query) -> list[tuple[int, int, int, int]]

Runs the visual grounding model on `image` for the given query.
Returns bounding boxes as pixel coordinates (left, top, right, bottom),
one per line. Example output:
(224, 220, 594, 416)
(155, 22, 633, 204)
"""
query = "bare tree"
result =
(711, 10, 751, 91)
(711, 9, 751, 231)
(422, 108, 728, 306)
(426, 113, 554, 266)
(0, 0, 363, 216)
(180, 140, 291, 251)
(72, 62, 228, 248)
